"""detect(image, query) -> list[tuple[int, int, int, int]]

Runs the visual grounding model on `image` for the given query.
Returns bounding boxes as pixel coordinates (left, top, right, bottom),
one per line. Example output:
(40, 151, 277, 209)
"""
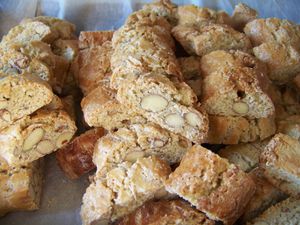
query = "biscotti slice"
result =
(116, 74, 208, 143)
(218, 140, 269, 172)
(78, 31, 114, 49)
(201, 67, 274, 118)
(116, 199, 214, 225)
(277, 115, 300, 140)
(56, 128, 106, 179)
(93, 123, 191, 176)
(178, 56, 202, 97)
(172, 23, 251, 56)
(247, 197, 300, 225)
(240, 167, 287, 223)
(176, 5, 232, 27)
(165, 145, 256, 225)
(231, 3, 257, 31)
(21, 16, 76, 41)
(0, 159, 44, 216)
(0, 73, 53, 129)
(0, 109, 77, 165)
(260, 133, 300, 196)
(81, 85, 146, 130)
(80, 156, 171, 225)
(0, 21, 53, 50)
(206, 115, 275, 145)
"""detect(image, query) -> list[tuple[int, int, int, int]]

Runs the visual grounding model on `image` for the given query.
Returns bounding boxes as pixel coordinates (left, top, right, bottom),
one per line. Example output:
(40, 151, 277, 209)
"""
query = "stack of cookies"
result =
(0, 16, 78, 216)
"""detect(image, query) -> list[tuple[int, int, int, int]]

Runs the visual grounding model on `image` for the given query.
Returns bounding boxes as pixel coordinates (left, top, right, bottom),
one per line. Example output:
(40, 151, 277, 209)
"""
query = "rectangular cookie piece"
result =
(78, 31, 114, 49)
(206, 115, 276, 144)
(80, 156, 171, 225)
(0, 73, 53, 130)
(116, 73, 208, 143)
(81, 85, 146, 130)
(165, 145, 256, 225)
(260, 133, 300, 196)
(56, 128, 106, 179)
(239, 167, 287, 223)
(0, 109, 77, 166)
(248, 197, 300, 225)
(172, 23, 251, 56)
(93, 123, 191, 176)
(116, 199, 214, 225)
(0, 159, 44, 216)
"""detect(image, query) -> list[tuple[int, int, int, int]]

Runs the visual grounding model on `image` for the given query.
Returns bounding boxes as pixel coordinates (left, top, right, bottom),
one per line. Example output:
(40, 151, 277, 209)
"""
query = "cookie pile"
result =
(0, 17, 78, 215)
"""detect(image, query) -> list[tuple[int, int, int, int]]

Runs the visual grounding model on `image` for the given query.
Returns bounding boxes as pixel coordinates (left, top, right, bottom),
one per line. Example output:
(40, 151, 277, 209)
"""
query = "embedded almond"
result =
(165, 113, 184, 128)
(36, 140, 55, 154)
(23, 128, 45, 151)
(125, 151, 145, 162)
(153, 139, 166, 148)
(179, 138, 189, 148)
(185, 112, 201, 127)
(0, 110, 11, 122)
(233, 102, 249, 114)
(56, 132, 73, 148)
(141, 94, 168, 112)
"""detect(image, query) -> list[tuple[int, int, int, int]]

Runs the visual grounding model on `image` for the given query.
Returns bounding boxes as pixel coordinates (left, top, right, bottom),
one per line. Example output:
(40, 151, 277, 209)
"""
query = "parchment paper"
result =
(0, 0, 299, 224)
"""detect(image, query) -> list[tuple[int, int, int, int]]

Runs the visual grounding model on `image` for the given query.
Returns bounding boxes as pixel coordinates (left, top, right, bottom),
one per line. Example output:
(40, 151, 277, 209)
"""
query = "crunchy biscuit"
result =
(78, 31, 114, 49)
(231, 3, 257, 31)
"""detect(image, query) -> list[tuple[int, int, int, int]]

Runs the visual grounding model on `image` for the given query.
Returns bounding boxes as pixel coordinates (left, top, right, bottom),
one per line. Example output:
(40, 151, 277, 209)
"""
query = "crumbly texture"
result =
(0, 73, 53, 130)
(244, 18, 300, 83)
(199, 50, 274, 119)
(260, 133, 300, 196)
(165, 145, 256, 225)
(56, 128, 106, 179)
(93, 123, 191, 176)
(0, 159, 44, 216)
(240, 167, 287, 223)
(277, 115, 300, 140)
(0, 109, 77, 166)
(80, 156, 171, 225)
(218, 140, 269, 172)
(247, 197, 300, 225)
(78, 31, 114, 49)
(116, 73, 208, 143)
(231, 3, 257, 31)
(116, 199, 214, 225)
(110, 10, 181, 89)
(178, 56, 202, 97)
(172, 23, 251, 56)
(205, 115, 276, 145)
(176, 5, 232, 27)
(81, 85, 146, 130)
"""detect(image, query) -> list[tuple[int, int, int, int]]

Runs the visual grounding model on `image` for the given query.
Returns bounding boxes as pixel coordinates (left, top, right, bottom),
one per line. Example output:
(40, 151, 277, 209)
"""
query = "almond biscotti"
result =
(172, 23, 251, 56)
(93, 123, 191, 176)
(81, 85, 146, 130)
(277, 115, 300, 139)
(260, 133, 300, 196)
(78, 31, 114, 49)
(80, 156, 171, 225)
(0, 73, 53, 130)
(206, 115, 276, 144)
(240, 167, 287, 223)
(0, 109, 77, 166)
(116, 73, 208, 143)
(0, 159, 44, 216)
(116, 199, 214, 225)
(231, 3, 257, 31)
(247, 197, 300, 225)
(244, 18, 300, 83)
(165, 145, 256, 225)
(56, 128, 106, 179)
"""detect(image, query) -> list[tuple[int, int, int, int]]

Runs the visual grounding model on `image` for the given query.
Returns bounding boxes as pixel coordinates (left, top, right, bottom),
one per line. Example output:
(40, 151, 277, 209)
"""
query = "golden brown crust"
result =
(78, 31, 114, 49)
(56, 128, 106, 179)
(231, 3, 257, 31)
(166, 145, 256, 225)
(116, 199, 214, 225)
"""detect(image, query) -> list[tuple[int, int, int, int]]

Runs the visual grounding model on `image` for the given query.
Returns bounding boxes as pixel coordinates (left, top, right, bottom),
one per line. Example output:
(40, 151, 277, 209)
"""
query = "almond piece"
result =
(233, 102, 249, 114)
(125, 151, 145, 163)
(165, 113, 184, 128)
(56, 132, 73, 148)
(141, 94, 168, 112)
(36, 140, 55, 154)
(185, 112, 201, 127)
(179, 138, 189, 148)
(0, 110, 11, 122)
(23, 128, 45, 151)
(153, 139, 166, 148)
